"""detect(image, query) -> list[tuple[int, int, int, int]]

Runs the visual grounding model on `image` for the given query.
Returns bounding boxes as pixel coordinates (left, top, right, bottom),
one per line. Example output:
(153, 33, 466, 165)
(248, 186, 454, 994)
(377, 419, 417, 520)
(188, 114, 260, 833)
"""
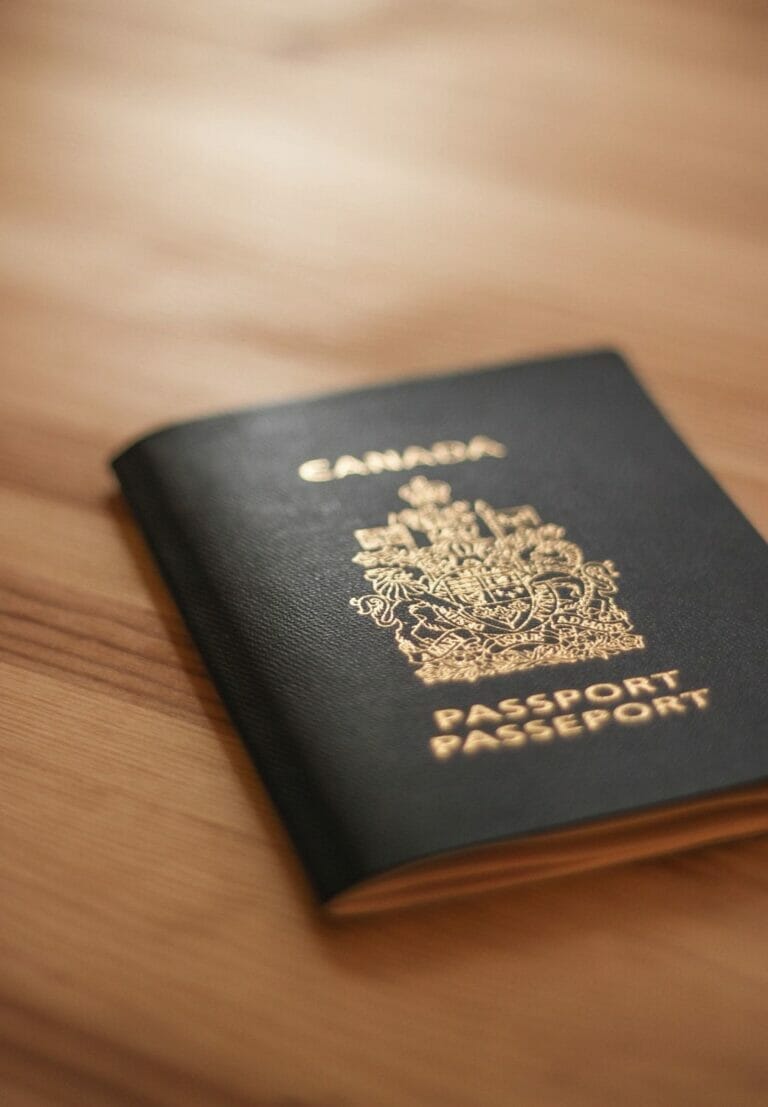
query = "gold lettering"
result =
(430, 735, 461, 760)
(526, 693, 555, 716)
(651, 669, 680, 691)
(301, 437, 507, 482)
(585, 682, 623, 704)
(652, 695, 687, 717)
(466, 436, 507, 460)
(525, 719, 555, 742)
(553, 713, 584, 738)
(363, 450, 403, 474)
(554, 688, 582, 710)
(615, 701, 654, 725)
(466, 704, 503, 727)
(498, 697, 529, 721)
(430, 441, 468, 464)
(496, 723, 526, 746)
(433, 708, 464, 732)
(464, 729, 500, 754)
(333, 455, 368, 479)
(583, 708, 611, 732)
(298, 458, 333, 482)
(680, 687, 710, 710)
(400, 446, 438, 470)
(430, 674, 705, 757)
(623, 676, 657, 697)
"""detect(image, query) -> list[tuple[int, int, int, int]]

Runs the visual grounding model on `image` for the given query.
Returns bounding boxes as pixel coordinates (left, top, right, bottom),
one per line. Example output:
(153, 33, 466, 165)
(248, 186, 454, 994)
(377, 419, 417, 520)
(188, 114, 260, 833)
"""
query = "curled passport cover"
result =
(112, 349, 768, 913)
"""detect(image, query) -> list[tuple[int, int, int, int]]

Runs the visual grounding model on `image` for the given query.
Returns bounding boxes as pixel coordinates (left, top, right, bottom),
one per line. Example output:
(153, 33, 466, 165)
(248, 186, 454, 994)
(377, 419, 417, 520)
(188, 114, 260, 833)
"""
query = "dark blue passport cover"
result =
(112, 349, 768, 912)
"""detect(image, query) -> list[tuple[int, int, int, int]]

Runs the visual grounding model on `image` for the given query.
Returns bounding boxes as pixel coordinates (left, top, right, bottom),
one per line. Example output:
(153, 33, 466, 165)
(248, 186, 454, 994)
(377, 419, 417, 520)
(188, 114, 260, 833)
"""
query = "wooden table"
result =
(2, 2, 766, 1104)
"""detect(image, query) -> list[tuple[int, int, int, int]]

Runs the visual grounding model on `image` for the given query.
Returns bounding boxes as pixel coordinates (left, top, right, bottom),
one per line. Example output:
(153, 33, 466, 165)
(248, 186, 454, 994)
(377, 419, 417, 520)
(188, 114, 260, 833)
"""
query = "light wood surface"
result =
(1, 2, 767, 1104)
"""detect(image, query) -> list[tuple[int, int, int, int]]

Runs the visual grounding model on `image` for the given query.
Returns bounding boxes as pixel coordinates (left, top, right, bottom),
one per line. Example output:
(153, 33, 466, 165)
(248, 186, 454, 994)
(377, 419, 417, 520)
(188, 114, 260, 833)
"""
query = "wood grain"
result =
(1, 1, 767, 1104)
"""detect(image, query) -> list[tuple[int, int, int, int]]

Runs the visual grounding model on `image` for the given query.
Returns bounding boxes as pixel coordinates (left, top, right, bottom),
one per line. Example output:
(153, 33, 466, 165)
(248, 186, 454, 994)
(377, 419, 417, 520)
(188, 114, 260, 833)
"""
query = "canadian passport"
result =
(112, 349, 768, 913)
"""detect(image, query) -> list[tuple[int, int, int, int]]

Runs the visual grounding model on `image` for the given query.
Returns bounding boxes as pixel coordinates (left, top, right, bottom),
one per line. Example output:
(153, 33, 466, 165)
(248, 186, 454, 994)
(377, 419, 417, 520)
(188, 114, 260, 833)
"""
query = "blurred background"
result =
(1, 3, 766, 1106)
(2, 1, 766, 518)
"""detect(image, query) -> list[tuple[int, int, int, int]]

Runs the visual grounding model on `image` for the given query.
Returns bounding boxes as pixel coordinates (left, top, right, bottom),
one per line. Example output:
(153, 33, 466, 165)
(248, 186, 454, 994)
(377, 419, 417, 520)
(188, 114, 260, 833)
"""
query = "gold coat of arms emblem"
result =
(350, 476, 644, 685)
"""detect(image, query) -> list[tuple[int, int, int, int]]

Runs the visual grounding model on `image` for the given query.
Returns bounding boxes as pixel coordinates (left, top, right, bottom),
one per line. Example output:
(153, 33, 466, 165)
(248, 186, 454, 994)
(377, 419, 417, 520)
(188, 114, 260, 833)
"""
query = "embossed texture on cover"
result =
(111, 349, 768, 910)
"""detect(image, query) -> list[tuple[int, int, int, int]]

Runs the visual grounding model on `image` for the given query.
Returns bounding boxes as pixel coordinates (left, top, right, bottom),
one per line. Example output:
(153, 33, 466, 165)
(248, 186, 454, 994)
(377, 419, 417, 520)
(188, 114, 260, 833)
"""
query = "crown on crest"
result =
(349, 478, 645, 686)
(397, 476, 451, 508)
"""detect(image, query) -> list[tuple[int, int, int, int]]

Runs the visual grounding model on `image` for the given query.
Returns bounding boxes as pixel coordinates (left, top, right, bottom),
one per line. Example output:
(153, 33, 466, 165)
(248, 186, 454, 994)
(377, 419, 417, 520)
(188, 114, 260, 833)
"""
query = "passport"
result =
(111, 349, 768, 913)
